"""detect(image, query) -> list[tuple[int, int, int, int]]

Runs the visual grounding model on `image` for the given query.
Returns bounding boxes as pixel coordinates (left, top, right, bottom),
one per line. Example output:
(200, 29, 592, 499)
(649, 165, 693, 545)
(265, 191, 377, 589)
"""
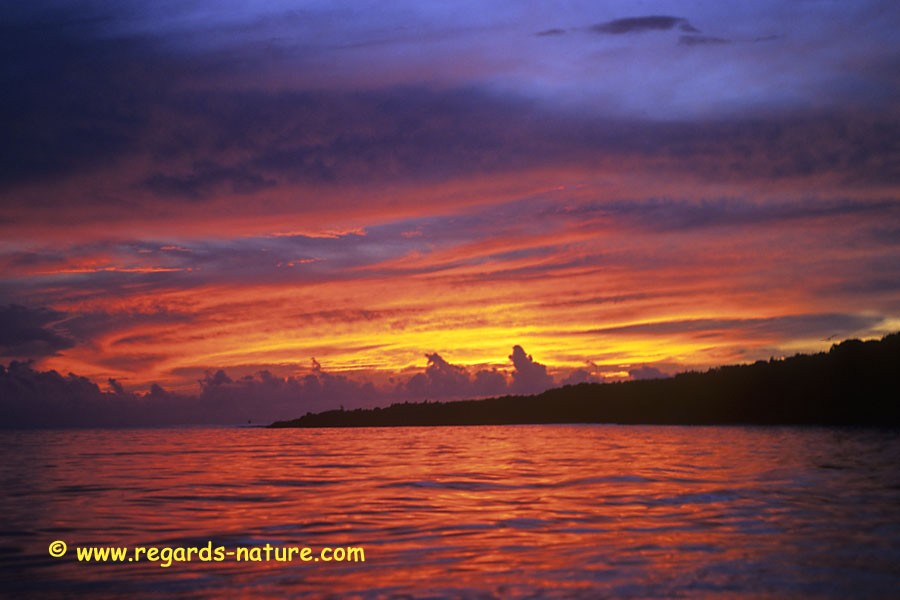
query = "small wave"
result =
(380, 480, 516, 491)
(255, 478, 337, 488)
(146, 493, 282, 504)
(496, 517, 550, 530)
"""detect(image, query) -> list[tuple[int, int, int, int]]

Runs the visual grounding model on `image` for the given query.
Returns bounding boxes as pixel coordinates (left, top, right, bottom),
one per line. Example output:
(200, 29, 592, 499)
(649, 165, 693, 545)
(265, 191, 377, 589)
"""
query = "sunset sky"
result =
(1, 1, 898, 418)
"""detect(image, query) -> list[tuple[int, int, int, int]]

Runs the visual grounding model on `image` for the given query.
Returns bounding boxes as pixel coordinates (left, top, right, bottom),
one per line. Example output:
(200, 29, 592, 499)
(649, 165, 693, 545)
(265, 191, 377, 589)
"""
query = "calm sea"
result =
(1, 425, 899, 598)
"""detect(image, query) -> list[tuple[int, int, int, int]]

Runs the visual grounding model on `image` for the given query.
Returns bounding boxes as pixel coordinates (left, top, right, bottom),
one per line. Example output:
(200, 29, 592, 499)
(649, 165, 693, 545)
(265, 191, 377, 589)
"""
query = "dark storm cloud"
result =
(0, 304, 74, 358)
(143, 161, 277, 199)
(140, 87, 560, 195)
(0, 2, 155, 187)
(135, 94, 899, 199)
(0, 4, 312, 191)
(591, 16, 699, 35)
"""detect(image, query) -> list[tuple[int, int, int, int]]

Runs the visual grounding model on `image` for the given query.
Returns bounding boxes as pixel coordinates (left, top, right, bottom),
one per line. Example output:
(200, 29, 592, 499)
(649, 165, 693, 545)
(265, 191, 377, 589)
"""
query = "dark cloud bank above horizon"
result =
(0, 344, 622, 428)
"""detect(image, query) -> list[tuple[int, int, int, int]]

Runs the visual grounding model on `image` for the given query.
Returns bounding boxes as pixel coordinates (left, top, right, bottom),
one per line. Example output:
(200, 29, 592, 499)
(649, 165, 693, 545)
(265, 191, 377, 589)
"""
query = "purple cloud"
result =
(591, 16, 699, 35)
(1, 346, 561, 427)
(508, 345, 554, 395)
(0, 305, 74, 359)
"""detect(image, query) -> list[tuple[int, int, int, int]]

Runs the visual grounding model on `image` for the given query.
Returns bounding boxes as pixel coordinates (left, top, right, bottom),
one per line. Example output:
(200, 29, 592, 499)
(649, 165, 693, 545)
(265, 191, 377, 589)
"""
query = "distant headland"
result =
(270, 333, 900, 428)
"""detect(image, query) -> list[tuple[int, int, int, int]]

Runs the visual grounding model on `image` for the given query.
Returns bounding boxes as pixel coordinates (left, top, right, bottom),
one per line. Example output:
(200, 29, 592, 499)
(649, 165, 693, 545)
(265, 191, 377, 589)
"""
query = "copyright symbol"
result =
(49, 540, 67, 558)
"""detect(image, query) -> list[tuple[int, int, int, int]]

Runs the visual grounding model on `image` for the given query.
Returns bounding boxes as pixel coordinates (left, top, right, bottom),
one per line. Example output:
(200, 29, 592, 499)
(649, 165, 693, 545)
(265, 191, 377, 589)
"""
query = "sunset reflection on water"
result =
(2, 425, 899, 598)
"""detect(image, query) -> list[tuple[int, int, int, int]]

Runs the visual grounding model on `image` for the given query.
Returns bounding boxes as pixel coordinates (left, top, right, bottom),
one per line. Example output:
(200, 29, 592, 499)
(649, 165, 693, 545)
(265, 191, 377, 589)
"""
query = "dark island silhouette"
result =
(270, 333, 900, 428)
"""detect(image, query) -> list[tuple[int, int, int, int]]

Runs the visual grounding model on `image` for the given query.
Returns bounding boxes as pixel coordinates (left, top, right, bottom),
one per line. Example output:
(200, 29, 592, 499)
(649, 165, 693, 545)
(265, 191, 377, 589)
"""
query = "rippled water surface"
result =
(2, 425, 899, 598)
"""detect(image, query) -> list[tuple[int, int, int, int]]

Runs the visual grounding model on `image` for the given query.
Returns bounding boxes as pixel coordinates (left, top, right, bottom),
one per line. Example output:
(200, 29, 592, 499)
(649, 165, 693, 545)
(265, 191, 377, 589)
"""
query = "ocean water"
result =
(1, 425, 899, 598)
